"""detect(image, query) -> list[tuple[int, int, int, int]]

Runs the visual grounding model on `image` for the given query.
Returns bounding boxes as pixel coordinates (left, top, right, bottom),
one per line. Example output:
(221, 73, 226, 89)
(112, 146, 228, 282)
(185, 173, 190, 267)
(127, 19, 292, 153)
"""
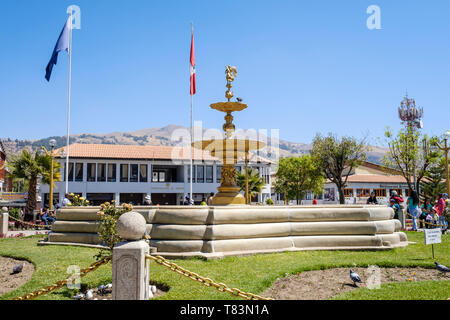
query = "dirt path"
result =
(0, 257, 34, 296)
(261, 267, 448, 300)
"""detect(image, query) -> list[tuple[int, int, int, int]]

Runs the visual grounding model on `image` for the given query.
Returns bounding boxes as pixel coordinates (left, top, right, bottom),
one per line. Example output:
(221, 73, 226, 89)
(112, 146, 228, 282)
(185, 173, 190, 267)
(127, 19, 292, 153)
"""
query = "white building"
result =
(40, 144, 272, 206)
(272, 161, 411, 205)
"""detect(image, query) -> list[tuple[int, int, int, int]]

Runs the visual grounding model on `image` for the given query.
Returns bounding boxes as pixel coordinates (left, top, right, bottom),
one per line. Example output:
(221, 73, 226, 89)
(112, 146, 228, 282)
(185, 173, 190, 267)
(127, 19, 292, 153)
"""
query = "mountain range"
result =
(1, 125, 387, 164)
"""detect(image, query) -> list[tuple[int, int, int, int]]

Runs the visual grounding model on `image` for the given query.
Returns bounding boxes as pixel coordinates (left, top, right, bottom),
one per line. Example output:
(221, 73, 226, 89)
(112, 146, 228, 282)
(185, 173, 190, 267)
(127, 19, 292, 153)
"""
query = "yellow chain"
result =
(145, 254, 273, 300)
(13, 256, 112, 300)
(405, 211, 447, 228)
(8, 215, 49, 229)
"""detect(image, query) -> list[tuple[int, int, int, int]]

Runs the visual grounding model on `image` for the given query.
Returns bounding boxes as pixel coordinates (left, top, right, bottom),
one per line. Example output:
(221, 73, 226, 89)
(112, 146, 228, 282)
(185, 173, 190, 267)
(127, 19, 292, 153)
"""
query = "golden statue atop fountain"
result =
(192, 66, 265, 205)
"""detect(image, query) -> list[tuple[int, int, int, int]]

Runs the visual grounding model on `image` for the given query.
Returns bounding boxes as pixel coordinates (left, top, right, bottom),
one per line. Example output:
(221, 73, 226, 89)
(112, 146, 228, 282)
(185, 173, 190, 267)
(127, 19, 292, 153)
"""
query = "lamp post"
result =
(436, 131, 450, 196)
(41, 139, 57, 212)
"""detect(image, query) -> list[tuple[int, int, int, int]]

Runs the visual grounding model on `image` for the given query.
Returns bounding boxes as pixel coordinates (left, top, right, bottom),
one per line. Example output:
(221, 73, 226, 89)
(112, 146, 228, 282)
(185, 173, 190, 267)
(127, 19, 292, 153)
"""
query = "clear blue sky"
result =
(1, 0, 449, 145)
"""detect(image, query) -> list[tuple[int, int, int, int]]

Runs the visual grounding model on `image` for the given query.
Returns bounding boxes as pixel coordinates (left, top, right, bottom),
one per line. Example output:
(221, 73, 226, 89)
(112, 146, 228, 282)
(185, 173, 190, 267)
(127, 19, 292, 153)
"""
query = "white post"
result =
(0, 207, 8, 237)
(112, 211, 150, 300)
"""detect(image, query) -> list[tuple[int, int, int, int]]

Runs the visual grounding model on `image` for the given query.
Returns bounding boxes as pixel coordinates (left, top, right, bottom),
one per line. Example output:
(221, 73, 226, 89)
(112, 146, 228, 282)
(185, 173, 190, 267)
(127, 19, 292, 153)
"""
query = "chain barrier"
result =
(13, 256, 112, 300)
(145, 254, 273, 300)
(8, 215, 49, 230)
(404, 211, 448, 228)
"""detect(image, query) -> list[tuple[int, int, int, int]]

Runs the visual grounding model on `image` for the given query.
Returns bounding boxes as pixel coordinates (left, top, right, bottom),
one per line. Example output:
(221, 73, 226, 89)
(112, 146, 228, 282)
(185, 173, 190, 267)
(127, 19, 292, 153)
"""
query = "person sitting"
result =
(183, 195, 194, 206)
(40, 207, 56, 226)
(366, 192, 378, 205)
(312, 195, 318, 205)
(420, 198, 432, 229)
(62, 194, 72, 207)
(200, 198, 207, 206)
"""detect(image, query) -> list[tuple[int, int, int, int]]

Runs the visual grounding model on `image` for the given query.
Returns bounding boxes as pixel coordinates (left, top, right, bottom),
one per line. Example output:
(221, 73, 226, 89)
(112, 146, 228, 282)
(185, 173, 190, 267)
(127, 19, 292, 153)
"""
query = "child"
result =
(390, 199, 400, 220)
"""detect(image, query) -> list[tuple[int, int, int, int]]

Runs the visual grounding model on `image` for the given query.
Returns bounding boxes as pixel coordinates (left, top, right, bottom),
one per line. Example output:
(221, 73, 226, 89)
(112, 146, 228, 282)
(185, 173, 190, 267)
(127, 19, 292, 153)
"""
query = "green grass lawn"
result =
(0, 232, 448, 300)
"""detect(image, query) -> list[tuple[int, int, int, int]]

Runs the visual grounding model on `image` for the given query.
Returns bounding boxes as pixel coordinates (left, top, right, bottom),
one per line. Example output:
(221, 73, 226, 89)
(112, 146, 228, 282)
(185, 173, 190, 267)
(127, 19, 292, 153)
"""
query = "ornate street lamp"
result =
(41, 139, 57, 212)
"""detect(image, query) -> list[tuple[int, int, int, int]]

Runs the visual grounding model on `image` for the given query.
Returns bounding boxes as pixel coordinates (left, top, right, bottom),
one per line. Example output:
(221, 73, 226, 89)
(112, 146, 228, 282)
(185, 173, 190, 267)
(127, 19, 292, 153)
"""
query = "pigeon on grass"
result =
(350, 269, 362, 287)
(12, 262, 26, 274)
(435, 262, 450, 275)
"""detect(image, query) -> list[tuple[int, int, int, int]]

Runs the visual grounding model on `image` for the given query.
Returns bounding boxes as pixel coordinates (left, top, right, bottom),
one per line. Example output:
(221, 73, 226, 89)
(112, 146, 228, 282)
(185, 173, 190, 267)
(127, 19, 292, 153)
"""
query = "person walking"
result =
(407, 190, 421, 231)
(435, 193, 448, 232)
(207, 192, 214, 206)
(366, 192, 378, 205)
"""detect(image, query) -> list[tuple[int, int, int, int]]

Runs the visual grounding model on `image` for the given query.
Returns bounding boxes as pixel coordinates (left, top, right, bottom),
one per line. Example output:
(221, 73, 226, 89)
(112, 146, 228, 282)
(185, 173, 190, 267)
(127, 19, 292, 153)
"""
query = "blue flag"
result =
(45, 17, 71, 82)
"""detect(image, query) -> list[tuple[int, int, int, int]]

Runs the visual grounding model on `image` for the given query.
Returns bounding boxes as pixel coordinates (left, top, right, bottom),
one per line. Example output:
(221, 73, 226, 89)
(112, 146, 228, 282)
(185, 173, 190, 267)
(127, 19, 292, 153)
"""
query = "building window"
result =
(120, 164, 129, 182)
(344, 188, 354, 197)
(404, 189, 410, 197)
(216, 166, 222, 183)
(65, 162, 74, 182)
(107, 164, 116, 182)
(206, 166, 213, 183)
(159, 171, 165, 182)
(140, 164, 148, 182)
(356, 189, 370, 197)
(87, 163, 96, 182)
(75, 163, 83, 182)
(97, 163, 106, 182)
(152, 171, 158, 182)
(187, 165, 195, 183)
(130, 164, 139, 182)
(197, 166, 204, 183)
(373, 189, 386, 197)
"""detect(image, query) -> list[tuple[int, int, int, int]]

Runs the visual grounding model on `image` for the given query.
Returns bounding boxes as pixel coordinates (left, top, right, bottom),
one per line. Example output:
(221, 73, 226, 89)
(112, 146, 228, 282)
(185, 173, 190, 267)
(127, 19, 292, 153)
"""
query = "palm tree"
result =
(237, 168, 266, 203)
(4, 150, 61, 220)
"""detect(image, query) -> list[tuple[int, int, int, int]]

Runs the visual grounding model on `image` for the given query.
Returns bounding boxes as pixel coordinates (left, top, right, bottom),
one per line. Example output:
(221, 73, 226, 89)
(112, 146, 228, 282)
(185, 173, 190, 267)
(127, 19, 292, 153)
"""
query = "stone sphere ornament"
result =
(116, 211, 147, 241)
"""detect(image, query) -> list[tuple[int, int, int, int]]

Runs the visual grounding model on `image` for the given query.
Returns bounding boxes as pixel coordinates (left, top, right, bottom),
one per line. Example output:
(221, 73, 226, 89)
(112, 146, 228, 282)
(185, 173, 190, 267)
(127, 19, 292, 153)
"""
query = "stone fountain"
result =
(45, 67, 408, 258)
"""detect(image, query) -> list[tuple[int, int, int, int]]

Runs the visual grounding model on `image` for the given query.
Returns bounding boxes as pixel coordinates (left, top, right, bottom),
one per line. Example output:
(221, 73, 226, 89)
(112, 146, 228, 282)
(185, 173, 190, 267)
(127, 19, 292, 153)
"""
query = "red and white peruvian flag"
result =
(190, 31, 196, 96)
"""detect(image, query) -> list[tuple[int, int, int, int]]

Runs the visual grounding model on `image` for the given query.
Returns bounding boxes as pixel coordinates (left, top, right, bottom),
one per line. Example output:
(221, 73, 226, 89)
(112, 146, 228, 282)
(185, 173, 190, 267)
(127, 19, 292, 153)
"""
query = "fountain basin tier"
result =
(46, 205, 408, 258)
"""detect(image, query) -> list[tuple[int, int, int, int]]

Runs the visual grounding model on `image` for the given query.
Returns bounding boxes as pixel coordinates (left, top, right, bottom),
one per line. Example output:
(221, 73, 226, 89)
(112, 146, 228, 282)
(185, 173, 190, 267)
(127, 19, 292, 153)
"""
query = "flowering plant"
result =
(68, 194, 90, 207)
(97, 201, 133, 250)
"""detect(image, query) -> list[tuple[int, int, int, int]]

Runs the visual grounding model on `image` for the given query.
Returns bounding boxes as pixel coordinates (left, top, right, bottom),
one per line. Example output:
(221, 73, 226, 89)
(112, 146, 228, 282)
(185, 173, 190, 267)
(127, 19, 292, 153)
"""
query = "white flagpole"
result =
(65, 13, 73, 195)
(190, 22, 194, 203)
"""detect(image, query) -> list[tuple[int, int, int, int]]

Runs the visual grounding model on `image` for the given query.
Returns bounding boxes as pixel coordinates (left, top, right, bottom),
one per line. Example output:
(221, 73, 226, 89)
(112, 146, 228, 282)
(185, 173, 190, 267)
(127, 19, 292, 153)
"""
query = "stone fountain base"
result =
(45, 205, 408, 258)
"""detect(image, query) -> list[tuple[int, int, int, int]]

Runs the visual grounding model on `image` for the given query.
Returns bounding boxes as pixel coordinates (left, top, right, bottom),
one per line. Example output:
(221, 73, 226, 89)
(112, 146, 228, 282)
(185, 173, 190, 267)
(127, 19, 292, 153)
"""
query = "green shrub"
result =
(266, 198, 274, 205)
(97, 201, 133, 250)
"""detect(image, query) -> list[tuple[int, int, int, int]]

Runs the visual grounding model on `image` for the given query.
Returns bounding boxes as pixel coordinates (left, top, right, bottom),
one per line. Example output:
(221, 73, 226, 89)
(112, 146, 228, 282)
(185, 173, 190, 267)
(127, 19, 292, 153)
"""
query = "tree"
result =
(273, 155, 325, 204)
(420, 155, 446, 201)
(237, 168, 266, 203)
(4, 150, 61, 219)
(383, 126, 440, 195)
(310, 133, 367, 204)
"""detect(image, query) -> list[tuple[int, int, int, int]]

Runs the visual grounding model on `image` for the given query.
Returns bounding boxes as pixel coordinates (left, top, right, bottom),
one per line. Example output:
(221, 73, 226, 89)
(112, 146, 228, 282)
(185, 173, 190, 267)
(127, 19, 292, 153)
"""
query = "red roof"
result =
(57, 144, 216, 161)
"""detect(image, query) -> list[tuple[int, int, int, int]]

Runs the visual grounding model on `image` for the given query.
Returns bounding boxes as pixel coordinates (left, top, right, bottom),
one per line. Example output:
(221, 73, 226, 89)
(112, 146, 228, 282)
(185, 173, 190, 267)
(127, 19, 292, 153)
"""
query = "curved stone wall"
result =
(47, 205, 408, 258)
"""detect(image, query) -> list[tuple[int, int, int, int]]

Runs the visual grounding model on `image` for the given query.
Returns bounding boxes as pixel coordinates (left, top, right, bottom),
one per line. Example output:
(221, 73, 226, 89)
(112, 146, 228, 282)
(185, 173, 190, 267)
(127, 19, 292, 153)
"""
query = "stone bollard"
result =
(112, 211, 150, 300)
(0, 207, 8, 237)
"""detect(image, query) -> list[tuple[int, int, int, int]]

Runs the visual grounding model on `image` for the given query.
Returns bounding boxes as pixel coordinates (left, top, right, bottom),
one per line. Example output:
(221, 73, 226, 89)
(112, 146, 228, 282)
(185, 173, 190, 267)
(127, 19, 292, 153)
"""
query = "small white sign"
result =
(424, 228, 442, 245)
